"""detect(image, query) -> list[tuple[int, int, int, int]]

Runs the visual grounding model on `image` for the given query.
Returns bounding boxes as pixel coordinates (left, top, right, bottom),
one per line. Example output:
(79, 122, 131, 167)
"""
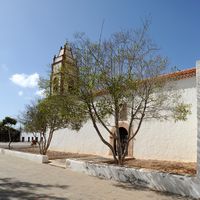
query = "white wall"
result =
(50, 76, 197, 162)
(50, 121, 110, 156)
(134, 77, 197, 162)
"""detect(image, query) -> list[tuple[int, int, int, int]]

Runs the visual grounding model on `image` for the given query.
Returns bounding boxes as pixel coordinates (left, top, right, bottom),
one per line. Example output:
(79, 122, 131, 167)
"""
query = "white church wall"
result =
(50, 76, 197, 162)
(134, 77, 197, 162)
(49, 121, 110, 156)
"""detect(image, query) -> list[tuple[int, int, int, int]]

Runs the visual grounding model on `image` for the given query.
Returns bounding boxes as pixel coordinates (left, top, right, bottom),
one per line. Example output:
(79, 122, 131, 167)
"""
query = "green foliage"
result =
(2, 117, 17, 126)
(37, 95, 86, 131)
(0, 125, 20, 135)
(0, 117, 19, 147)
(38, 77, 50, 97)
(21, 102, 46, 134)
(20, 94, 87, 154)
(173, 103, 192, 122)
(21, 96, 83, 134)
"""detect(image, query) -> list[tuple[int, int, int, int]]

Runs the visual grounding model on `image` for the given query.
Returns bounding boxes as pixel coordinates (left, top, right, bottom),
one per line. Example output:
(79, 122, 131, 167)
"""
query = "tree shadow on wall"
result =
(0, 178, 69, 200)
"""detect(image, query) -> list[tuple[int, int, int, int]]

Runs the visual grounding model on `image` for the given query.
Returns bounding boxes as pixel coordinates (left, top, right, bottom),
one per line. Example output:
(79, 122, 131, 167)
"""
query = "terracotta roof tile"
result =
(164, 68, 196, 80)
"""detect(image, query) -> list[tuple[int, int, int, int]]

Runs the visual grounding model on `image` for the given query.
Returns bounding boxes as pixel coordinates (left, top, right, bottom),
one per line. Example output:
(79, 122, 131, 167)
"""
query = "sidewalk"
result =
(0, 154, 189, 200)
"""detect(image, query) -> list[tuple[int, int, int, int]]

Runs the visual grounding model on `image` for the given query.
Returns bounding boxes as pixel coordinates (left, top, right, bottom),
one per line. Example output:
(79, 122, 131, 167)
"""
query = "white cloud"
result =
(10, 73, 39, 88)
(35, 89, 45, 98)
(18, 91, 23, 96)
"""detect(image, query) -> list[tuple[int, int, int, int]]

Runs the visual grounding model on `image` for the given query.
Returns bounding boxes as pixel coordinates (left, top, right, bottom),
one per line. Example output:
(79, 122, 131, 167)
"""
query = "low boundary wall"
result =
(0, 148, 48, 163)
(66, 159, 200, 199)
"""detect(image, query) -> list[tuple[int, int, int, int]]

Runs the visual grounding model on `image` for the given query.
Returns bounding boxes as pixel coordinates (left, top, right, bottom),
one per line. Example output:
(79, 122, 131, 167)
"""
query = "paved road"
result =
(0, 142, 31, 149)
(0, 155, 190, 200)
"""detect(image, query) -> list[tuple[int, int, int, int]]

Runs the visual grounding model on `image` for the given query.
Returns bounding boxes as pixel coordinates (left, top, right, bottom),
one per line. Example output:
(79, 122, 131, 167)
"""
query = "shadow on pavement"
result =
(0, 178, 69, 200)
(113, 182, 147, 191)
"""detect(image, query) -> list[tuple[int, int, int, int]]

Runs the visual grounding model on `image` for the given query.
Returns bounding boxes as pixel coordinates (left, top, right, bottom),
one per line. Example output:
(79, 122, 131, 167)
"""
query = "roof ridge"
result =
(164, 67, 196, 80)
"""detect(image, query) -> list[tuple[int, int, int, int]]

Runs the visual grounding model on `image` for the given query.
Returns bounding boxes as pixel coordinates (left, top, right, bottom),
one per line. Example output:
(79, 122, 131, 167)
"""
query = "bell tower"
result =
(50, 43, 77, 95)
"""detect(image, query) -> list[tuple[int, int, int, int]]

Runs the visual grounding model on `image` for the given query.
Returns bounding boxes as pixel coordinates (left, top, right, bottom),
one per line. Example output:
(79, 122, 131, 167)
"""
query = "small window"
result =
(22, 137, 25, 142)
(28, 137, 30, 142)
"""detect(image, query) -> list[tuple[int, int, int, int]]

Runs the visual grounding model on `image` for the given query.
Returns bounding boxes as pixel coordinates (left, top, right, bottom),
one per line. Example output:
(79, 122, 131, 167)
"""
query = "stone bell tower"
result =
(50, 43, 77, 95)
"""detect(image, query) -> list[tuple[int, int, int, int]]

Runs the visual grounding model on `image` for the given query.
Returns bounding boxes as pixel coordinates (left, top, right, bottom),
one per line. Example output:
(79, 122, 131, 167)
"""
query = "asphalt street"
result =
(0, 154, 190, 200)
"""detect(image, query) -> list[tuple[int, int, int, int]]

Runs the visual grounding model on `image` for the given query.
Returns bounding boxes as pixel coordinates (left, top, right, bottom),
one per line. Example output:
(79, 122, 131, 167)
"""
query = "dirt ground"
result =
(16, 146, 196, 176)
(122, 159, 196, 175)
(16, 147, 94, 159)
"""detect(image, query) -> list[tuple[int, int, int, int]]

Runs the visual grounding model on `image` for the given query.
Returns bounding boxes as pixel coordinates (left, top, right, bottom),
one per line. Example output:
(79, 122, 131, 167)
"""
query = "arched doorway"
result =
(114, 127, 128, 156)
(109, 122, 133, 157)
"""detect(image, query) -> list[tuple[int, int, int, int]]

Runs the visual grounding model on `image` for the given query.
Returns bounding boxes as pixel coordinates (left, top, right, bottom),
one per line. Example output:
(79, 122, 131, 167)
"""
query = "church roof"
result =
(164, 68, 196, 80)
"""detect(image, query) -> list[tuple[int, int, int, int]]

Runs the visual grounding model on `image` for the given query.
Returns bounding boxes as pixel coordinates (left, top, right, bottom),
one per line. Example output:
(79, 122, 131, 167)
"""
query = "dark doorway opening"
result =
(114, 127, 128, 156)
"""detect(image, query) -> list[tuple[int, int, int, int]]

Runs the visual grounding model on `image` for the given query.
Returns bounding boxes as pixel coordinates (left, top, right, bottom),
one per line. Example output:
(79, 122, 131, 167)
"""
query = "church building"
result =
(49, 44, 197, 163)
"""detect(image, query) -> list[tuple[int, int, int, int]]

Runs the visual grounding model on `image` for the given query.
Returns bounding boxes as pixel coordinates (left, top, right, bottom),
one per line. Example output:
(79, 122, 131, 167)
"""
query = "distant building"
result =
(20, 132, 42, 143)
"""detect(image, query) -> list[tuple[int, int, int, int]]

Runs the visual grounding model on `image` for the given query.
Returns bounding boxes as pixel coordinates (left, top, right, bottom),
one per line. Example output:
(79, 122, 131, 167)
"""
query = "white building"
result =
(20, 132, 42, 143)
(48, 45, 197, 162)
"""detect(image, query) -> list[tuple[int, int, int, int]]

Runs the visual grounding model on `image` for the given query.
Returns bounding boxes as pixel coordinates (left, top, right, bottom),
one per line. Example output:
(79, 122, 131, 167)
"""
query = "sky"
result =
(0, 0, 200, 121)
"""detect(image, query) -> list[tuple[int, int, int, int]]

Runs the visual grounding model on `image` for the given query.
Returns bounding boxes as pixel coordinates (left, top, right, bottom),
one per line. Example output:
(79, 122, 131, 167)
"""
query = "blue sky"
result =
(0, 0, 199, 121)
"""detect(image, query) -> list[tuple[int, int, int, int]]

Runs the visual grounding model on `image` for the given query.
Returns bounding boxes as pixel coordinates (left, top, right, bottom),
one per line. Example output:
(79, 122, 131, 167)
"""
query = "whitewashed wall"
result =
(50, 121, 109, 155)
(134, 77, 196, 162)
(50, 76, 197, 162)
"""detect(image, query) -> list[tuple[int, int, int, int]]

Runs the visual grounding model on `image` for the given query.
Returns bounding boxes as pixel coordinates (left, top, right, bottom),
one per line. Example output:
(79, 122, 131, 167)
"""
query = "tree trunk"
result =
(114, 101, 124, 165)
(86, 101, 118, 163)
(40, 129, 54, 155)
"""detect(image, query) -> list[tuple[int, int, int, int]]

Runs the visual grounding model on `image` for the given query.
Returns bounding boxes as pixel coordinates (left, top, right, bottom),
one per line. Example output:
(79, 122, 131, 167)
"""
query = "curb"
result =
(66, 158, 200, 199)
(0, 148, 48, 163)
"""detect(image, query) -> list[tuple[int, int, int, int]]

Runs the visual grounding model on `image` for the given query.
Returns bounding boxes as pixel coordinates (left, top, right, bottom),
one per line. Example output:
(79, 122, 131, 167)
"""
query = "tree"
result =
(66, 22, 191, 165)
(20, 95, 86, 155)
(1, 117, 17, 149)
